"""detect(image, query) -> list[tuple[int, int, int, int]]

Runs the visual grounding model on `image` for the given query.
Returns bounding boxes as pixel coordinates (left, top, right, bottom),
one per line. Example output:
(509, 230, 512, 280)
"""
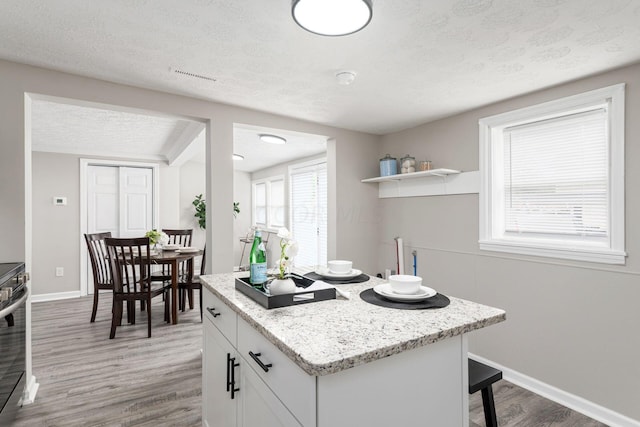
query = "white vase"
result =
(268, 278, 297, 295)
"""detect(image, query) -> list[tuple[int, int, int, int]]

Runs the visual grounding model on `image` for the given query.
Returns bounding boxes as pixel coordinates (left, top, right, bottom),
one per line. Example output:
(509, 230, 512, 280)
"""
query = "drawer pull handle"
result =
(206, 307, 221, 318)
(249, 351, 272, 372)
(230, 356, 240, 400)
(226, 353, 232, 392)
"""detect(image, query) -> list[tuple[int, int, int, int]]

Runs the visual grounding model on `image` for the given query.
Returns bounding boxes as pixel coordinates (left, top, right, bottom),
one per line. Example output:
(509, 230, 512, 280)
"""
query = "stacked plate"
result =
(176, 246, 199, 253)
(373, 283, 437, 302)
(314, 267, 362, 279)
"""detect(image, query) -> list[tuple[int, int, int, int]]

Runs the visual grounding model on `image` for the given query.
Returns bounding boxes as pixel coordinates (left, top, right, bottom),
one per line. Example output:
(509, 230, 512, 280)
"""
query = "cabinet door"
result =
(203, 317, 237, 427)
(237, 360, 302, 427)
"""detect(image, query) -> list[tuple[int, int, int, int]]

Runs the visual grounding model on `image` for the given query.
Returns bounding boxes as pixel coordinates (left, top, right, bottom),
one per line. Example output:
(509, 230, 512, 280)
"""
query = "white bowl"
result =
(388, 275, 422, 295)
(162, 244, 180, 250)
(327, 260, 352, 274)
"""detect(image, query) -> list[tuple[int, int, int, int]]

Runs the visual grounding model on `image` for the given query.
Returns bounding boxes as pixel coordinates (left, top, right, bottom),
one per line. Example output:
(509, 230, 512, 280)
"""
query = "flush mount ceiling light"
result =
(233, 153, 244, 161)
(259, 134, 287, 144)
(292, 0, 373, 36)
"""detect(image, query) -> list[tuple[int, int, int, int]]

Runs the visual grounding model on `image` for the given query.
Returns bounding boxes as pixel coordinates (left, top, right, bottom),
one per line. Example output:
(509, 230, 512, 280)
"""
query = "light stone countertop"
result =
(200, 271, 506, 376)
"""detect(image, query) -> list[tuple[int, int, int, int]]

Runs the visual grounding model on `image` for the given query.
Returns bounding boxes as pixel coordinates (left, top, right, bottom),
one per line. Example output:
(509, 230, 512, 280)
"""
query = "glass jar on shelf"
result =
(419, 160, 432, 171)
(400, 155, 416, 174)
(379, 154, 398, 177)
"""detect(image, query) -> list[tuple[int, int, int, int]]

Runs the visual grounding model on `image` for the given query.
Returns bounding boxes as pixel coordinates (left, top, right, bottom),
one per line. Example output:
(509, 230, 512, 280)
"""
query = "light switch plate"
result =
(53, 196, 67, 206)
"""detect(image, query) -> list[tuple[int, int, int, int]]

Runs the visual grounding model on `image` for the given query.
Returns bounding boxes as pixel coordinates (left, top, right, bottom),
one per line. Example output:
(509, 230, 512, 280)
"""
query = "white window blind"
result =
(290, 161, 327, 267)
(270, 179, 285, 227)
(254, 182, 267, 226)
(503, 108, 608, 241)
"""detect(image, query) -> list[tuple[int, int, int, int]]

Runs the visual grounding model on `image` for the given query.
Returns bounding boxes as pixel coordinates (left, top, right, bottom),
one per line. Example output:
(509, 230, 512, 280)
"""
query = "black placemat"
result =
(359, 288, 450, 310)
(304, 272, 370, 285)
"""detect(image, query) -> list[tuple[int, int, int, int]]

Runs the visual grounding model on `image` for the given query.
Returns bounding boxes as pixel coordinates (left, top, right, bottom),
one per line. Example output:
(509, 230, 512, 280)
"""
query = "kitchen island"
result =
(200, 272, 505, 427)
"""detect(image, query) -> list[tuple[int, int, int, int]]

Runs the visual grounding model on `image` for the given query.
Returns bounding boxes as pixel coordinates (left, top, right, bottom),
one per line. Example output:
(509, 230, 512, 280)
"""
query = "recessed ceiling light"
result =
(336, 71, 357, 85)
(259, 134, 287, 144)
(292, 0, 373, 37)
(233, 153, 244, 160)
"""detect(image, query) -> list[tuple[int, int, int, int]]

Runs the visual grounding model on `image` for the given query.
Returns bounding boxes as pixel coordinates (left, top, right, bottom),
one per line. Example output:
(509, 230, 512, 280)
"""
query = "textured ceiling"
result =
(31, 100, 196, 162)
(31, 99, 325, 172)
(3, 1, 640, 134)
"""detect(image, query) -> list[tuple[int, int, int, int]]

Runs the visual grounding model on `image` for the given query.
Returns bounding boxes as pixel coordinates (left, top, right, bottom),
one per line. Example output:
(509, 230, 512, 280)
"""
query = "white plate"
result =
(373, 283, 437, 302)
(177, 247, 199, 253)
(314, 267, 362, 279)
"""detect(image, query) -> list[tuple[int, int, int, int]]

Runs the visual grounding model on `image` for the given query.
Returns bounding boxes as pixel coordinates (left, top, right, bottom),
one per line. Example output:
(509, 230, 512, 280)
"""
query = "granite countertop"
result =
(200, 271, 506, 376)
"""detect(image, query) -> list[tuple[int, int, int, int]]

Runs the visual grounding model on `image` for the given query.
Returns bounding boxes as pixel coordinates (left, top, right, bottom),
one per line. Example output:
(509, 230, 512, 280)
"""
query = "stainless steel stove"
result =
(0, 262, 29, 424)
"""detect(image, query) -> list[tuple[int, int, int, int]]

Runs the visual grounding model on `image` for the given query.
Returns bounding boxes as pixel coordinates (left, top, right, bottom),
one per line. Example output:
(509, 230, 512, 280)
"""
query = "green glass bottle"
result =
(249, 229, 267, 286)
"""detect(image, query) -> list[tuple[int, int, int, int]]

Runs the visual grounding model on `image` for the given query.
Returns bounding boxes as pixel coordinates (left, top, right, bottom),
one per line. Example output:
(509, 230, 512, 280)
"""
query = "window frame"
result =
(251, 175, 285, 232)
(479, 83, 626, 264)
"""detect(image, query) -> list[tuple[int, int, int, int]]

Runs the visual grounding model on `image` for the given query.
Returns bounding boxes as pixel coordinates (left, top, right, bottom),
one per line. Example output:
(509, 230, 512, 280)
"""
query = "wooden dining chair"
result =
(105, 237, 171, 339)
(178, 245, 205, 321)
(150, 229, 194, 283)
(163, 229, 193, 247)
(84, 232, 113, 323)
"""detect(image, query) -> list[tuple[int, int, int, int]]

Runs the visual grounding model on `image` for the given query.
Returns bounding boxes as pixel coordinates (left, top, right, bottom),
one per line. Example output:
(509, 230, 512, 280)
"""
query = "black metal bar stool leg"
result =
(481, 386, 498, 427)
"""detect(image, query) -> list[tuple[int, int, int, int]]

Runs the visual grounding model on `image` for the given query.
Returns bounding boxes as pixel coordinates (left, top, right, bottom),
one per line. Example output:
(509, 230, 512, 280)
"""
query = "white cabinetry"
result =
(202, 289, 311, 427)
(202, 286, 470, 427)
(203, 317, 237, 427)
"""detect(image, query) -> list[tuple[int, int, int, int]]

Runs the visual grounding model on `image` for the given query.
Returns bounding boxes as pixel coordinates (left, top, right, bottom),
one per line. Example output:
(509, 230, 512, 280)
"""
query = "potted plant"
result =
(192, 194, 240, 230)
(268, 227, 299, 295)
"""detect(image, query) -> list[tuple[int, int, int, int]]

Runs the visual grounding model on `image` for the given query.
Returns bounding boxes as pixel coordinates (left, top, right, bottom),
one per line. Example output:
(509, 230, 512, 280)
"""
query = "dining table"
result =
(150, 248, 203, 324)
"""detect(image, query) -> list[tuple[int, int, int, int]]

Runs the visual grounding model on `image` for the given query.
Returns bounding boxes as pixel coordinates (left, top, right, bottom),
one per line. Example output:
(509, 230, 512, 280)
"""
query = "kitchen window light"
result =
(252, 176, 285, 230)
(479, 84, 626, 264)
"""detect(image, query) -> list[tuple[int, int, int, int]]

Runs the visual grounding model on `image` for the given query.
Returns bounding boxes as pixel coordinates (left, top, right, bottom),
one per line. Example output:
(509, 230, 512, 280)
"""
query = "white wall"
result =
(32, 152, 80, 295)
(377, 62, 640, 422)
(233, 170, 252, 268)
(179, 160, 205, 249)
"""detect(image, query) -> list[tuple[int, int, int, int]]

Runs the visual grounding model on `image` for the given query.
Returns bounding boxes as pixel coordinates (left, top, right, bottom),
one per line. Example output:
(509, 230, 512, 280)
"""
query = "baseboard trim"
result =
(469, 353, 640, 427)
(22, 375, 39, 405)
(31, 290, 81, 303)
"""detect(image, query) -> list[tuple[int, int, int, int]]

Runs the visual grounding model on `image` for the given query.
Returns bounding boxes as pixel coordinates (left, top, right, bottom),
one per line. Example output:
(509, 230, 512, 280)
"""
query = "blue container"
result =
(379, 154, 397, 177)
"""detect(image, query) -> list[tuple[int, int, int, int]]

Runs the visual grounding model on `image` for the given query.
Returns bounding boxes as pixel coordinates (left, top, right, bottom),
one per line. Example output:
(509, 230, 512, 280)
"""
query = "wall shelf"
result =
(361, 169, 479, 198)
(361, 168, 461, 183)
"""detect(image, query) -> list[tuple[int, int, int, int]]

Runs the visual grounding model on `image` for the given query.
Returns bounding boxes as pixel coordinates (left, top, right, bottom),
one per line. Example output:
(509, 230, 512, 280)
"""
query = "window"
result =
(289, 159, 327, 267)
(252, 176, 285, 230)
(479, 84, 625, 264)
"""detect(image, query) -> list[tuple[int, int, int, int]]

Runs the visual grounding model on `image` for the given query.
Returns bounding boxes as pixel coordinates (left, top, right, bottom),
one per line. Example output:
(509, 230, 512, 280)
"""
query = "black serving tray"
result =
(235, 273, 336, 309)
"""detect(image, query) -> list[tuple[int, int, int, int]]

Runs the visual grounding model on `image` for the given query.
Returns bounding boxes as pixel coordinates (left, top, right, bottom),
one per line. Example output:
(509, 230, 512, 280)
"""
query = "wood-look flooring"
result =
(14, 294, 607, 427)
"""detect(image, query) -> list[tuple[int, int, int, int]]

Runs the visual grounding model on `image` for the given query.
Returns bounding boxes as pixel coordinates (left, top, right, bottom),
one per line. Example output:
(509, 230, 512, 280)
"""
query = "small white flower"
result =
(278, 258, 291, 268)
(159, 232, 170, 245)
(285, 240, 299, 258)
(277, 227, 290, 239)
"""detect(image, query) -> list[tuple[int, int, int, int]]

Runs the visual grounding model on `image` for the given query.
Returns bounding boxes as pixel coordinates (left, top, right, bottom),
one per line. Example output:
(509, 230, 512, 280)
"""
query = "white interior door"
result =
(86, 165, 154, 293)
(119, 167, 153, 237)
(87, 166, 119, 237)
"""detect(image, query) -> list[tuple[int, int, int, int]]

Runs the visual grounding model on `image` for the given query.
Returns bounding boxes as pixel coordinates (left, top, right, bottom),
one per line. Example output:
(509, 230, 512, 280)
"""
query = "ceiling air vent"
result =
(171, 68, 217, 82)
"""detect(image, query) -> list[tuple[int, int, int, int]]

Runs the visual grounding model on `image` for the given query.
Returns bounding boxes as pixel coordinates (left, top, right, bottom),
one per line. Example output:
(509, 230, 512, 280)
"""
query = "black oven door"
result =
(0, 290, 27, 423)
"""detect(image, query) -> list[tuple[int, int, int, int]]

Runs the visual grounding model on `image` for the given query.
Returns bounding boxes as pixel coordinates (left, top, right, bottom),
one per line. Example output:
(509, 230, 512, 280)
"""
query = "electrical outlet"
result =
(55, 267, 64, 277)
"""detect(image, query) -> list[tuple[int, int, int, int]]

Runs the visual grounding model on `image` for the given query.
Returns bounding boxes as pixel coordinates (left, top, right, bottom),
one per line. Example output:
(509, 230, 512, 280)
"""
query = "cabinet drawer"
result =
(238, 317, 316, 427)
(203, 288, 237, 347)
